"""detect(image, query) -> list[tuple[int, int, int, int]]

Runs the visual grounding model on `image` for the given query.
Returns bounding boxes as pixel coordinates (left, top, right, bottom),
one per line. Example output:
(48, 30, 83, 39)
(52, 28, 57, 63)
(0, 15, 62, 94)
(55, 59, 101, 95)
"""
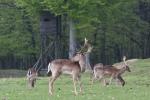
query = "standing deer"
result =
(91, 63, 104, 83)
(26, 67, 38, 88)
(93, 56, 131, 86)
(47, 38, 92, 95)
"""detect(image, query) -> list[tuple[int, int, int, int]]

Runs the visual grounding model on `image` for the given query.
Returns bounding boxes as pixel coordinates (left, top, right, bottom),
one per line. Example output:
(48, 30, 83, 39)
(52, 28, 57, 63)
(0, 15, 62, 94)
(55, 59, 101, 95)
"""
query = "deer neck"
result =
(118, 66, 126, 75)
(79, 58, 86, 73)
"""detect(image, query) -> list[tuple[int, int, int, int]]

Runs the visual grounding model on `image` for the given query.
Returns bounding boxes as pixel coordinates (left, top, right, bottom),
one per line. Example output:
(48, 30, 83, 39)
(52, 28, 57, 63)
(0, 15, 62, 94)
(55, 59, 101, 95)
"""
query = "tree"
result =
(0, 0, 150, 69)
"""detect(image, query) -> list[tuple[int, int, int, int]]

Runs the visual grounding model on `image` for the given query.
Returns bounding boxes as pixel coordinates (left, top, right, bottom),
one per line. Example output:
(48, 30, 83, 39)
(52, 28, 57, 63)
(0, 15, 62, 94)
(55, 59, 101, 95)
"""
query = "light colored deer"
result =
(47, 38, 92, 95)
(93, 56, 131, 86)
(26, 68, 38, 88)
(91, 63, 104, 83)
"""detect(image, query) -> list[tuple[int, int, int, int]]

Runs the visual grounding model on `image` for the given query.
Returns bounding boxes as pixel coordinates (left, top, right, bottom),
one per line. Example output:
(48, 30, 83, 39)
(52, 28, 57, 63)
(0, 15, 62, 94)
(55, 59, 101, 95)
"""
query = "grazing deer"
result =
(26, 67, 38, 88)
(47, 38, 92, 95)
(93, 56, 131, 86)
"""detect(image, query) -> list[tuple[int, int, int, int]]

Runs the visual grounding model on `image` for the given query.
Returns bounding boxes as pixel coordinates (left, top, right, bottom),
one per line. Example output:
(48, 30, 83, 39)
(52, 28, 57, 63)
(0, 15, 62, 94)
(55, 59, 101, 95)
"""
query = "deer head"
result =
(71, 38, 93, 72)
(72, 38, 92, 61)
(123, 56, 131, 72)
(76, 37, 93, 54)
(26, 68, 38, 88)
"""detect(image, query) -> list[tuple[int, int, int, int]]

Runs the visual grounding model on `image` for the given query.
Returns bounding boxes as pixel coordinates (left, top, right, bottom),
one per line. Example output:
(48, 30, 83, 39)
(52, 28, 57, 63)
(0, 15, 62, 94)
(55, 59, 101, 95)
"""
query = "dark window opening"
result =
(44, 18, 50, 22)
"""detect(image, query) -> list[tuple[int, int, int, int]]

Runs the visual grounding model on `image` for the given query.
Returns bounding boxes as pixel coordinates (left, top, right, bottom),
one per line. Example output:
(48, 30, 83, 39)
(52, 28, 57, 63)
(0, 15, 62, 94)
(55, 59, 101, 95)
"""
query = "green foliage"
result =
(0, 0, 150, 67)
(0, 0, 40, 57)
(0, 0, 40, 68)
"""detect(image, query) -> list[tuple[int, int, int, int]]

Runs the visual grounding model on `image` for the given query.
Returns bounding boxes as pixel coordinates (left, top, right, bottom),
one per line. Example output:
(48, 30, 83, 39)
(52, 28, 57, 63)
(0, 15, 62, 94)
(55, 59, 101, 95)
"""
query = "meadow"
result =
(0, 59, 150, 100)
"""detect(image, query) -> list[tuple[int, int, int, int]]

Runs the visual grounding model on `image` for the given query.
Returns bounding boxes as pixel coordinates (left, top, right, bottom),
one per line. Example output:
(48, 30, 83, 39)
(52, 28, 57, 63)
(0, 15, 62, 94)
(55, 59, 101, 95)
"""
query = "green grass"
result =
(0, 59, 150, 100)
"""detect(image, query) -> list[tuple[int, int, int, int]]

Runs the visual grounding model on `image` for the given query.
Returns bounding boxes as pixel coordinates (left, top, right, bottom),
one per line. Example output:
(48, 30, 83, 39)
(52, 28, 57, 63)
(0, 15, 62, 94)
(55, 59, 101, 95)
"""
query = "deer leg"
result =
(28, 79, 32, 89)
(115, 78, 121, 86)
(31, 77, 37, 88)
(96, 74, 107, 86)
(49, 77, 57, 95)
(102, 79, 107, 86)
(100, 77, 109, 86)
(72, 75, 78, 95)
(77, 75, 83, 94)
(117, 76, 125, 86)
(90, 71, 95, 84)
(98, 74, 105, 85)
(31, 79, 35, 88)
(28, 76, 34, 89)
(109, 77, 113, 85)
(92, 71, 101, 84)
(49, 72, 60, 95)
(91, 74, 96, 84)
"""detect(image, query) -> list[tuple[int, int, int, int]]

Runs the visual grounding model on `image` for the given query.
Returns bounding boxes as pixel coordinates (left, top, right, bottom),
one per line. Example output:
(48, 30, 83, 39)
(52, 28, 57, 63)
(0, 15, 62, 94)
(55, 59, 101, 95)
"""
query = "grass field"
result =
(0, 59, 150, 100)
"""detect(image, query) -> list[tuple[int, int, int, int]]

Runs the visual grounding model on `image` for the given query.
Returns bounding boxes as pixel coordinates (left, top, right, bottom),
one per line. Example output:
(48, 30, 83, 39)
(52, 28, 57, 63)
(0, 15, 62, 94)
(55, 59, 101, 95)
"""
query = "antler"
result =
(77, 37, 92, 54)
(123, 56, 127, 65)
(85, 44, 93, 54)
(84, 37, 88, 45)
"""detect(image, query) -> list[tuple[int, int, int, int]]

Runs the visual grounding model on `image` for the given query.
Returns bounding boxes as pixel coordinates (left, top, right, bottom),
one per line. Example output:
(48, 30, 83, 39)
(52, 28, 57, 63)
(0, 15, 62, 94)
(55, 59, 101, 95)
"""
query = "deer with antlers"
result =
(47, 38, 92, 95)
(26, 67, 38, 88)
(93, 56, 131, 86)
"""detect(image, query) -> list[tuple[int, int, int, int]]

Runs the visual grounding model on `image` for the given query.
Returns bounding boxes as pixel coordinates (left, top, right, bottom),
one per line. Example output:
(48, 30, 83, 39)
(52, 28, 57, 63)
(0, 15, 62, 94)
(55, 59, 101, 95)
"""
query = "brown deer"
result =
(47, 38, 92, 95)
(93, 56, 131, 86)
(26, 67, 38, 88)
(91, 63, 104, 83)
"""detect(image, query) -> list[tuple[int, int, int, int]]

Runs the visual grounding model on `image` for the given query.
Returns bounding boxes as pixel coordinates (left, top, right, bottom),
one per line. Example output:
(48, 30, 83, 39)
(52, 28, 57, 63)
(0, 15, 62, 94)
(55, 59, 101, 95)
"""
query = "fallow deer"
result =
(93, 56, 131, 86)
(91, 63, 104, 83)
(47, 38, 92, 95)
(26, 67, 38, 88)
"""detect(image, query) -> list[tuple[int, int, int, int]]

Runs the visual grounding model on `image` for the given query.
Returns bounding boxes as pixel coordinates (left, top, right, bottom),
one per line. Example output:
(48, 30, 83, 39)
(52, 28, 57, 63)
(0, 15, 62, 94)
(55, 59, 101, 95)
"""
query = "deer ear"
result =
(123, 56, 128, 66)
(84, 37, 88, 44)
(123, 56, 126, 61)
(85, 37, 87, 42)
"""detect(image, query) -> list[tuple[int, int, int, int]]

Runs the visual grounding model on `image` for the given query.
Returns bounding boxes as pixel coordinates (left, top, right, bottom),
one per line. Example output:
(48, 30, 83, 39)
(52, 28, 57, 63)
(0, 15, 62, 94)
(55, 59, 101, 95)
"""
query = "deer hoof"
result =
(74, 92, 78, 95)
(79, 91, 84, 95)
(71, 91, 78, 95)
(49, 91, 53, 96)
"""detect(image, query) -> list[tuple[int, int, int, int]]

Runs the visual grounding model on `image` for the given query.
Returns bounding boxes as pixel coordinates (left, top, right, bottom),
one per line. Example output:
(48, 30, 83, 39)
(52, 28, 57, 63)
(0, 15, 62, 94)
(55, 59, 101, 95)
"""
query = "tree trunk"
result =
(69, 18, 76, 58)
(55, 16, 62, 59)
(85, 53, 92, 70)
